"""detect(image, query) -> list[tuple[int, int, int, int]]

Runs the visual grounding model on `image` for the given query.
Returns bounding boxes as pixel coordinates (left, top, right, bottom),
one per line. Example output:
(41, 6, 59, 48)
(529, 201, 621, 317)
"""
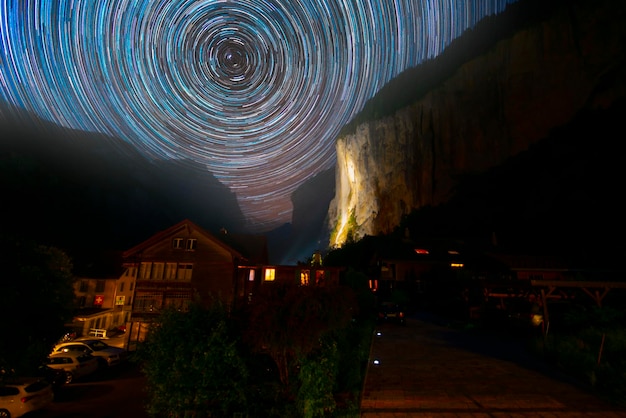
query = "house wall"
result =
(127, 227, 238, 314)
(73, 277, 118, 309)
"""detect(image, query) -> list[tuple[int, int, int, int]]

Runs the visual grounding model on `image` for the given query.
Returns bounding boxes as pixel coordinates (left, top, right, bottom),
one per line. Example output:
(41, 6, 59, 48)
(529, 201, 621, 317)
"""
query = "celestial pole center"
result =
(0, 0, 516, 232)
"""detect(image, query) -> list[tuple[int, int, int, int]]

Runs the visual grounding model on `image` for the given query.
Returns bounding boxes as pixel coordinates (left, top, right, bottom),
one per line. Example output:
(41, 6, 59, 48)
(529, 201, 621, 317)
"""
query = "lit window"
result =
(315, 270, 325, 285)
(172, 238, 184, 249)
(300, 270, 310, 286)
(186, 239, 197, 251)
(450, 263, 464, 268)
(248, 269, 255, 281)
(415, 248, 429, 254)
(264, 268, 275, 281)
(177, 263, 193, 280)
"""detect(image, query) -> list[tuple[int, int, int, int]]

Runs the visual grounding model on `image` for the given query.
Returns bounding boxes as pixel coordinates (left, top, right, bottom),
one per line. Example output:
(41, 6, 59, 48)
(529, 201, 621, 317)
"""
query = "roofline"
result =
(122, 218, 245, 260)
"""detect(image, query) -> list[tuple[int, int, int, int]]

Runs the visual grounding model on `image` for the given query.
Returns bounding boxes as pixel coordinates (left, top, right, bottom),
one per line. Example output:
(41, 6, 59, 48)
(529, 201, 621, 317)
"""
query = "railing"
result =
(88, 328, 107, 338)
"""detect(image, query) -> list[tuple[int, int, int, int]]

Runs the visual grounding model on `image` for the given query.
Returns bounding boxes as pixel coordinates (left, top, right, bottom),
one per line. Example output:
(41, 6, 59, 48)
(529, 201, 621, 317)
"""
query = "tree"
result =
(134, 301, 249, 418)
(296, 336, 339, 418)
(242, 282, 358, 390)
(0, 235, 76, 378)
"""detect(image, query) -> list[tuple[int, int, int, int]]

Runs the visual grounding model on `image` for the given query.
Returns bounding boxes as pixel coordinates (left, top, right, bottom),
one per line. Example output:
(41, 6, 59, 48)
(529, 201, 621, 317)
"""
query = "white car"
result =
(0, 377, 54, 418)
(46, 351, 99, 383)
(51, 339, 127, 368)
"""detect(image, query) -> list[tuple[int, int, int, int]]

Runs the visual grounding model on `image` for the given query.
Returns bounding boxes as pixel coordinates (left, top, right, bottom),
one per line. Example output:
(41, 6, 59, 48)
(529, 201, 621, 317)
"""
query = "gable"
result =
(122, 219, 244, 261)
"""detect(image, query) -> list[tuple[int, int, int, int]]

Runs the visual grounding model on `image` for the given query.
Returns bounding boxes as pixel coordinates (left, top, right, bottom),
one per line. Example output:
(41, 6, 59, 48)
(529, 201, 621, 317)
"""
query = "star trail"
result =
(0, 0, 516, 231)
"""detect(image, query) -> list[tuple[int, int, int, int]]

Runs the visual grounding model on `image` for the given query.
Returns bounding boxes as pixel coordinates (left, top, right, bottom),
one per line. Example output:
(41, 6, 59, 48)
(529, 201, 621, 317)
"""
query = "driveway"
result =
(360, 314, 626, 417)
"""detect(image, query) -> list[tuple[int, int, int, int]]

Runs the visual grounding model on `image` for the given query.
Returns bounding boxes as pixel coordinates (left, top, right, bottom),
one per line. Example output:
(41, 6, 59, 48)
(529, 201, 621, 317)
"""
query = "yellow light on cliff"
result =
(347, 160, 356, 183)
(333, 212, 349, 247)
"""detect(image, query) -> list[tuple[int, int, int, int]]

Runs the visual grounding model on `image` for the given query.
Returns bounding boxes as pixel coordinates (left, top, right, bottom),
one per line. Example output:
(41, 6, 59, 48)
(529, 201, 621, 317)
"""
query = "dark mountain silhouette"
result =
(396, 100, 626, 269)
(0, 104, 247, 259)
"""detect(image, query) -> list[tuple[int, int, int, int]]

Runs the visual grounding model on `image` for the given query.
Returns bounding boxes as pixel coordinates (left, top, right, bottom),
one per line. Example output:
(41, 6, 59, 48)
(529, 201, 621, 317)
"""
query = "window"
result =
(164, 292, 191, 310)
(248, 269, 255, 281)
(165, 263, 177, 280)
(172, 238, 184, 249)
(119, 282, 125, 292)
(152, 263, 165, 280)
(139, 262, 152, 279)
(135, 292, 162, 312)
(95, 280, 105, 292)
(264, 268, 275, 282)
(130, 281, 134, 291)
(300, 270, 310, 286)
(79, 281, 88, 292)
(186, 238, 197, 251)
(177, 263, 193, 280)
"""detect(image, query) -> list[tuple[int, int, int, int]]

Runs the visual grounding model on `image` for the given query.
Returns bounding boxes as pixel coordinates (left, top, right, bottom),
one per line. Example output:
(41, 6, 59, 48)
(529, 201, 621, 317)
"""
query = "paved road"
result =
(31, 361, 149, 418)
(360, 315, 626, 417)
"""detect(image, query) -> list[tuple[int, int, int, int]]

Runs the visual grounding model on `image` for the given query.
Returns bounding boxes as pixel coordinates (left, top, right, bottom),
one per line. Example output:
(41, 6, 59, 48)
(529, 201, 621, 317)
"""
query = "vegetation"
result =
(133, 301, 249, 418)
(527, 305, 626, 407)
(133, 282, 373, 417)
(0, 234, 76, 380)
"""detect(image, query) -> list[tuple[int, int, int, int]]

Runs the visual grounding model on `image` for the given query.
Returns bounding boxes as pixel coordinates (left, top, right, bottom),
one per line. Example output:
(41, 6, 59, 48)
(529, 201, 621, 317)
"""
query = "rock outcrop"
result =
(328, 0, 626, 247)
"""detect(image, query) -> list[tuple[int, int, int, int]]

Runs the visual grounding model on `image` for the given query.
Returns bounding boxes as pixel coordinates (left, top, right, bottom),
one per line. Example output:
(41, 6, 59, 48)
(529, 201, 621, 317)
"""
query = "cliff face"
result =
(328, 1, 626, 247)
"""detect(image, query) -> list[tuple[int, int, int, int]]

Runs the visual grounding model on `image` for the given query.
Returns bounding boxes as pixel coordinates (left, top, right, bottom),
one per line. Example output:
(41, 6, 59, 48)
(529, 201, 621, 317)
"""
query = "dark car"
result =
(377, 302, 406, 325)
(36, 365, 69, 389)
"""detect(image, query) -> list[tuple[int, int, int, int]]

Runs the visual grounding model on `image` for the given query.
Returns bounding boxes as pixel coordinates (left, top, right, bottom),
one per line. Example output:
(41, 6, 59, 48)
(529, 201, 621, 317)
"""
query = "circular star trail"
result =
(0, 0, 515, 231)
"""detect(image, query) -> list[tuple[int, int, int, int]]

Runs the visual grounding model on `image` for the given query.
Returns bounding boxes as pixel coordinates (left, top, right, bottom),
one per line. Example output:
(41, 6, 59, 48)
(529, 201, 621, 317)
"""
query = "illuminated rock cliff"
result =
(328, 0, 626, 247)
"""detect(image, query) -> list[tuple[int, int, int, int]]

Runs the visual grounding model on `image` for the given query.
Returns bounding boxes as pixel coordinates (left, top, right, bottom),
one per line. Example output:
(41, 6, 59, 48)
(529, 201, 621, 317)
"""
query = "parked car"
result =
(0, 377, 54, 418)
(46, 352, 99, 383)
(51, 339, 127, 369)
(377, 302, 406, 325)
(35, 365, 69, 390)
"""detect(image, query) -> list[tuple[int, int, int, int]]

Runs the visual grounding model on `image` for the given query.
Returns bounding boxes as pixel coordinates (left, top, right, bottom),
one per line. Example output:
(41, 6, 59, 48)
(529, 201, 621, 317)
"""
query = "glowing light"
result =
(264, 268, 275, 281)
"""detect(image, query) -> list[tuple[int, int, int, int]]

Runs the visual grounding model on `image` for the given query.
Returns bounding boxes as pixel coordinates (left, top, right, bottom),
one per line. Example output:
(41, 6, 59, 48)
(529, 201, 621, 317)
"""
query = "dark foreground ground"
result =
(29, 314, 626, 418)
(361, 314, 626, 417)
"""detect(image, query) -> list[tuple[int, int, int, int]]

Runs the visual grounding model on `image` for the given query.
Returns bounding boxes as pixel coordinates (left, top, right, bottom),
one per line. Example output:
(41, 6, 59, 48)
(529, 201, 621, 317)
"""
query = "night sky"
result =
(0, 0, 516, 232)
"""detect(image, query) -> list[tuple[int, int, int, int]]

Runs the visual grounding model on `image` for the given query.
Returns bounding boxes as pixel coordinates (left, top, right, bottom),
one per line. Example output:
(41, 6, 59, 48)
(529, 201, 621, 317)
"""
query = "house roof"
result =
(122, 218, 245, 260)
